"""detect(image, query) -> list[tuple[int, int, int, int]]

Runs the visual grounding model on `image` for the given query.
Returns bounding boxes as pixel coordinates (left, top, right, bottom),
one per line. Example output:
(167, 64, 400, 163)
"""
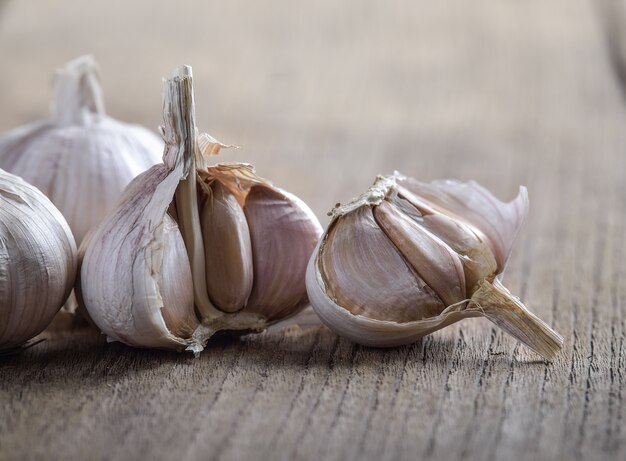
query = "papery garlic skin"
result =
(306, 174, 563, 360)
(0, 55, 162, 243)
(0, 169, 77, 351)
(81, 67, 220, 353)
(81, 164, 201, 351)
(80, 66, 322, 353)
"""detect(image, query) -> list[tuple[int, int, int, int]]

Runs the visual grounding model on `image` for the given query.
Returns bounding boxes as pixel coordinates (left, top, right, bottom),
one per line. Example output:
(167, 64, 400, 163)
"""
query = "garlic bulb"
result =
(0, 55, 162, 243)
(306, 174, 564, 360)
(0, 169, 77, 352)
(80, 66, 322, 353)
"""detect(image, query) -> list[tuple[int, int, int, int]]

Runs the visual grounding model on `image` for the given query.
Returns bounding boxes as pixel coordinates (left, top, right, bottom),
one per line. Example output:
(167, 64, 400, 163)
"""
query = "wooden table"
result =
(1, 1, 625, 459)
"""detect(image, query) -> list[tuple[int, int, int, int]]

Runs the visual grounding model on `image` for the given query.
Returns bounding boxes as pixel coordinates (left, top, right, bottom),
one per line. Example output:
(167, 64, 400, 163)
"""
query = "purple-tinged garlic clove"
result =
(243, 185, 322, 322)
(201, 180, 253, 313)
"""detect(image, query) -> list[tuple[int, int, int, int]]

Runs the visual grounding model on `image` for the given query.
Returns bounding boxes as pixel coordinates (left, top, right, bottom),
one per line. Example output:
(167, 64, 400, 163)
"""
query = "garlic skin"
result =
(0, 55, 162, 243)
(0, 169, 77, 351)
(81, 136, 203, 350)
(306, 174, 564, 360)
(80, 66, 322, 353)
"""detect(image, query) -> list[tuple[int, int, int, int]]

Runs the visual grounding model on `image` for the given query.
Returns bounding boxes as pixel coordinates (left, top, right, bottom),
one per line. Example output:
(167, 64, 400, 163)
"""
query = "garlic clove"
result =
(373, 200, 466, 306)
(317, 206, 445, 323)
(395, 175, 528, 272)
(243, 185, 323, 321)
(0, 169, 77, 351)
(194, 162, 323, 323)
(201, 180, 253, 313)
(307, 242, 471, 348)
(389, 191, 497, 292)
(420, 213, 497, 293)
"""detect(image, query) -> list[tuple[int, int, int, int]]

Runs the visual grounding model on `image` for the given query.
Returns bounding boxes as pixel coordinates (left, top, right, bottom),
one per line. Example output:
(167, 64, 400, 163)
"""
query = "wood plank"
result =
(1, 0, 626, 460)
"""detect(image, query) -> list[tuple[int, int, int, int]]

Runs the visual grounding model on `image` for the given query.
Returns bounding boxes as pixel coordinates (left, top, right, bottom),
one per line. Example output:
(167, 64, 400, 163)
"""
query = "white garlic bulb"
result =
(306, 174, 564, 360)
(0, 55, 162, 243)
(80, 66, 322, 353)
(0, 169, 77, 352)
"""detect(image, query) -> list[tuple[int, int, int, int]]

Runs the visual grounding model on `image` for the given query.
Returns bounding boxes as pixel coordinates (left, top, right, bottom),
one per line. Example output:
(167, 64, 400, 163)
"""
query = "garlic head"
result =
(306, 174, 563, 360)
(0, 55, 162, 243)
(0, 169, 77, 351)
(80, 66, 322, 353)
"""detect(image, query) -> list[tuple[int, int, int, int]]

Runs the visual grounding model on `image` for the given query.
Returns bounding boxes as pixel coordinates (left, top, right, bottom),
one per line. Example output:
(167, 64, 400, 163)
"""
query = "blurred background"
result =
(3, 2, 626, 460)
(2, 0, 625, 226)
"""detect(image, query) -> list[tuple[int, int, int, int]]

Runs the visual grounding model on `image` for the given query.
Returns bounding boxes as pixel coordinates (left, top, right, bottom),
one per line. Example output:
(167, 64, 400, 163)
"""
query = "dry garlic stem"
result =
(80, 66, 322, 353)
(0, 55, 162, 243)
(0, 169, 77, 351)
(306, 174, 563, 360)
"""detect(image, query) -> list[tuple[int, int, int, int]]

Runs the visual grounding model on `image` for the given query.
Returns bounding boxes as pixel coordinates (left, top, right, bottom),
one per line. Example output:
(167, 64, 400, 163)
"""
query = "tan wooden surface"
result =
(1, 1, 626, 460)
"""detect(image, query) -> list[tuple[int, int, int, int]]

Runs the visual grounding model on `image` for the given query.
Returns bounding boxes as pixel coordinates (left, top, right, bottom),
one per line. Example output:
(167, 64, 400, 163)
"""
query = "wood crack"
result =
(263, 330, 322, 455)
(576, 212, 606, 457)
(286, 335, 341, 460)
(424, 329, 466, 458)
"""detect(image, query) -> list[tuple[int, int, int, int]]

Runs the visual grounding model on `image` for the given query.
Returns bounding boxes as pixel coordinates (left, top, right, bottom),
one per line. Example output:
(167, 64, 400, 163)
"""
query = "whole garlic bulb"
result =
(0, 169, 77, 352)
(0, 55, 162, 243)
(306, 174, 564, 360)
(80, 66, 322, 353)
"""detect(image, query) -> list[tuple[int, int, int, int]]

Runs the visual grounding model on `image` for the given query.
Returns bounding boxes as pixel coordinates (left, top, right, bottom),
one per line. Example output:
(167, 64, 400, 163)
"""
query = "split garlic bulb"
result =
(306, 174, 564, 360)
(0, 55, 162, 243)
(0, 169, 77, 351)
(80, 66, 322, 353)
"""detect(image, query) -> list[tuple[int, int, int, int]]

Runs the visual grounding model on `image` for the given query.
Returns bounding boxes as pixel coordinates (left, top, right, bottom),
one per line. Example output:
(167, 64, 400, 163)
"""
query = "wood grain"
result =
(1, 0, 626, 460)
